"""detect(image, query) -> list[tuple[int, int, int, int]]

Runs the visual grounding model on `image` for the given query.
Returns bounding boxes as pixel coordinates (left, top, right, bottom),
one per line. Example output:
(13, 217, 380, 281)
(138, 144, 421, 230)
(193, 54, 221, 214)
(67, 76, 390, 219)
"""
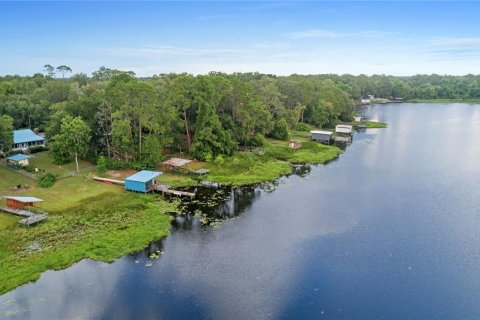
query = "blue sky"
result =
(1, 1, 480, 76)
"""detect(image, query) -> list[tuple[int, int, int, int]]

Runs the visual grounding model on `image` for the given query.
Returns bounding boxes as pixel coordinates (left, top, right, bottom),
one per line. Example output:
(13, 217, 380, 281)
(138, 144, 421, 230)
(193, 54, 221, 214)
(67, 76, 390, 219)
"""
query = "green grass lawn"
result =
(0, 214, 18, 231)
(0, 164, 176, 295)
(27, 151, 94, 177)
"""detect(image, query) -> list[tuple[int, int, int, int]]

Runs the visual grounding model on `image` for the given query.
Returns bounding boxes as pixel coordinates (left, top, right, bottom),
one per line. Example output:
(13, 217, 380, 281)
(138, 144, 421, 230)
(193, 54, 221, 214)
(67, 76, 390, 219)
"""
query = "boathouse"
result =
(311, 130, 333, 143)
(12, 129, 45, 150)
(124, 170, 162, 193)
(335, 124, 353, 135)
(6, 154, 32, 167)
(3, 196, 44, 209)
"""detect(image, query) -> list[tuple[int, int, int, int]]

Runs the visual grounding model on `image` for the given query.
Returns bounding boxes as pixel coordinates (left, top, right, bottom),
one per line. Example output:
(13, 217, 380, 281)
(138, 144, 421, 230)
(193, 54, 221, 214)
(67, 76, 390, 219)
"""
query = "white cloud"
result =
(285, 29, 397, 39)
(430, 37, 480, 48)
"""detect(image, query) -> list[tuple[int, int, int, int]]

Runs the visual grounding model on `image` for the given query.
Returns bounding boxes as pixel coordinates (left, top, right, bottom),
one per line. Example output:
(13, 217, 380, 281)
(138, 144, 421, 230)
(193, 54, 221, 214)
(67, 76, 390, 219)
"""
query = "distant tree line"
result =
(1, 68, 478, 166)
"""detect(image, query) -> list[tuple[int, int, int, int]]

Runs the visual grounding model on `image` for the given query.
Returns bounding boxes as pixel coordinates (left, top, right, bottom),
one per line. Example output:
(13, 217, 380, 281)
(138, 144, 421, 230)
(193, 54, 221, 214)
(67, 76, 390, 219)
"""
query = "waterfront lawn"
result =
(204, 151, 292, 185)
(0, 167, 176, 295)
(266, 140, 343, 164)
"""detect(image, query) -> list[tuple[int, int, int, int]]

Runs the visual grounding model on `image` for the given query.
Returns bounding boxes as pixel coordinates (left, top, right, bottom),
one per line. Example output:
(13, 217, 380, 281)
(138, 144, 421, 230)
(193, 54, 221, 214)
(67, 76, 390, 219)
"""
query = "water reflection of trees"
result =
(172, 186, 260, 231)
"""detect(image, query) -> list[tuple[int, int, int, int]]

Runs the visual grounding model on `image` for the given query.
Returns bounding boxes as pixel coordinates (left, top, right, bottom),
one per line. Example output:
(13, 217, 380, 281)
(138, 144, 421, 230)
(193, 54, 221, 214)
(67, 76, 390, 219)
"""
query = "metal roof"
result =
(125, 170, 162, 183)
(2, 196, 44, 203)
(310, 130, 333, 135)
(13, 129, 44, 144)
(162, 158, 193, 167)
(6, 154, 32, 161)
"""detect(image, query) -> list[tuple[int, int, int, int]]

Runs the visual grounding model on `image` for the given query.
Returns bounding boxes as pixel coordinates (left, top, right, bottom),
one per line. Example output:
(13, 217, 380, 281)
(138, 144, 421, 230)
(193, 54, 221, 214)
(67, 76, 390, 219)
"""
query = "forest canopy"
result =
(1, 68, 479, 166)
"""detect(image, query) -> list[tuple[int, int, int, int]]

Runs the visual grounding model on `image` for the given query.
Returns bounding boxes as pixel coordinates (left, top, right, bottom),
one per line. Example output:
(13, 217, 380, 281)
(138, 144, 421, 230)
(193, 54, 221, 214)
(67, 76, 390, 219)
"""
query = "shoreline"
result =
(0, 124, 387, 295)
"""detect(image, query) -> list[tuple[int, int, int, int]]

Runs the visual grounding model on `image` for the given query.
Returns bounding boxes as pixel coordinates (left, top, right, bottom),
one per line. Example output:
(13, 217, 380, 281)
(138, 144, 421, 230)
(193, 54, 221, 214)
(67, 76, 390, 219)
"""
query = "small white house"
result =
(361, 99, 371, 105)
(6, 154, 32, 167)
(335, 124, 353, 135)
(354, 116, 363, 122)
(310, 130, 333, 143)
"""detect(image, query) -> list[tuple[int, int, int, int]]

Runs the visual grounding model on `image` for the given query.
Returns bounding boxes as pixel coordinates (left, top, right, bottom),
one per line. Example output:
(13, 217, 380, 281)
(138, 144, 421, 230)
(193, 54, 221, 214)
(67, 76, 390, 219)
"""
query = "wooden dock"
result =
(93, 176, 125, 185)
(0, 207, 48, 226)
(153, 184, 195, 198)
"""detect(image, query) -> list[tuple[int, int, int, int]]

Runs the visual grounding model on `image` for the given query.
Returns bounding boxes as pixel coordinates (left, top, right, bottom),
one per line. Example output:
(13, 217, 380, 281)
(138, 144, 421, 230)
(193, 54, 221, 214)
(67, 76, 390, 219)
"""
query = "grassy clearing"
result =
(365, 121, 388, 128)
(156, 173, 198, 187)
(266, 140, 343, 164)
(0, 164, 176, 295)
(29, 151, 94, 177)
(0, 192, 175, 294)
(203, 151, 292, 186)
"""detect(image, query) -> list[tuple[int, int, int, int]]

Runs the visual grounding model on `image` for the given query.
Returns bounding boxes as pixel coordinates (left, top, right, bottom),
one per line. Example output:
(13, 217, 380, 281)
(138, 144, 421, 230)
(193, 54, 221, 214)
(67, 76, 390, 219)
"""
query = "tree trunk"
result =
(138, 124, 142, 160)
(184, 110, 191, 150)
(75, 152, 79, 173)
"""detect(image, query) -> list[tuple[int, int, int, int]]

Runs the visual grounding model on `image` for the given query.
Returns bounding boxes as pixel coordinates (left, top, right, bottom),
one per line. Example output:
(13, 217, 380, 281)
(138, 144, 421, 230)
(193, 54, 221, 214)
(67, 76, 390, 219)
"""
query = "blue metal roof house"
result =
(6, 154, 32, 166)
(13, 129, 45, 150)
(124, 170, 162, 193)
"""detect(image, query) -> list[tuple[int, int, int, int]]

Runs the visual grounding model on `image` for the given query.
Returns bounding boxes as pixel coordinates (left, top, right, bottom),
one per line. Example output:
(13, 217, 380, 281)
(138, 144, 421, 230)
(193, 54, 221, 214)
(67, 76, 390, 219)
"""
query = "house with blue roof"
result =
(12, 129, 45, 150)
(6, 154, 32, 167)
(124, 170, 162, 193)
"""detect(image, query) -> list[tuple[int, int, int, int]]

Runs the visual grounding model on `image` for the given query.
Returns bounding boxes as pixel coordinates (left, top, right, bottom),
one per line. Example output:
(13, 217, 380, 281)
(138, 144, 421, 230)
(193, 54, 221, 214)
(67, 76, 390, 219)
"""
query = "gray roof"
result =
(2, 196, 44, 203)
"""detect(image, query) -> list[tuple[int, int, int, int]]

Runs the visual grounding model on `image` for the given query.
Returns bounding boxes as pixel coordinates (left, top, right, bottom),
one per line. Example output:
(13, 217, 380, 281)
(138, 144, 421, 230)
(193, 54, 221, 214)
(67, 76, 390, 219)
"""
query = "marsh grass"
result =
(0, 192, 175, 294)
(365, 121, 388, 128)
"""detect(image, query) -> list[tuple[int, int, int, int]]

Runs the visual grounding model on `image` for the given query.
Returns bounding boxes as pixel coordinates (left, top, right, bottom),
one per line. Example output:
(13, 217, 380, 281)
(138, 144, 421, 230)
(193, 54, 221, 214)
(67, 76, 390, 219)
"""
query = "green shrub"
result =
(38, 173, 57, 188)
(269, 118, 289, 140)
(96, 156, 107, 174)
(28, 146, 49, 154)
(296, 123, 312, 132)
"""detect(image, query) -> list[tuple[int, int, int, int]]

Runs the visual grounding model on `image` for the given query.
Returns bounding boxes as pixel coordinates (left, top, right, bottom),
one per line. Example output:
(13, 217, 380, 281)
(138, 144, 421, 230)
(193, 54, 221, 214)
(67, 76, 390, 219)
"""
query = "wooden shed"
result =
(6, 154, 32, 167)
(288, 140, 302, 149)
(3, 196, 43, 209)
(124, 170, 162, 193)
(310, 130, 333, 144)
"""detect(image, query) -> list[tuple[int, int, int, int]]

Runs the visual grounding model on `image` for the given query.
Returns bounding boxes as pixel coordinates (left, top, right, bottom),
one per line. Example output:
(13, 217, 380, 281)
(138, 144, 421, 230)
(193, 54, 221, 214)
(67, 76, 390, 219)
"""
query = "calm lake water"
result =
(2, 103, 480, 319)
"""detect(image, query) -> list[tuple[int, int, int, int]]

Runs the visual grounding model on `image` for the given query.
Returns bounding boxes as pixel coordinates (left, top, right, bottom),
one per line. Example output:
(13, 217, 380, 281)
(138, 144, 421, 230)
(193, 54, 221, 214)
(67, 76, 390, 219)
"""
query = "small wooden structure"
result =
(310, 130, 333, 144)
(124, 170, 162, 193)
(4, 196, 43, 209)
(6, 154, 32, 167)
(335, 124, 353, 135)
(288, 140, 302, 150)
(0, 196, 48, 226)
(162, 158, 193, 173)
